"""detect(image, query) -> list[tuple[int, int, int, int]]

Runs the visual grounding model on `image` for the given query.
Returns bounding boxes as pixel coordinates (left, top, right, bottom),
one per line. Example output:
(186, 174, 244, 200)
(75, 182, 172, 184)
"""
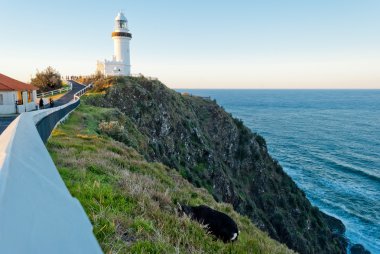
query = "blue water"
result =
(177, 89, 380, 254)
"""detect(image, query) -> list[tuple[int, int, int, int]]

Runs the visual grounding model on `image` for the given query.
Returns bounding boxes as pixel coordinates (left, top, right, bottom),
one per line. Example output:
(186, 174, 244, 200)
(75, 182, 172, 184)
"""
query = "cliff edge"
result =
(81, 75, 345, 254)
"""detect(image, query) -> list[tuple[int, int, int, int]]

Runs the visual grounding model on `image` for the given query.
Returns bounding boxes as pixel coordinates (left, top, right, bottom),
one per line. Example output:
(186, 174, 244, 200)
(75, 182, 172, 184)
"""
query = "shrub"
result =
(98, 120, 127, 142)
(31, 66, 62, 92)
(82, 94, 108, 107)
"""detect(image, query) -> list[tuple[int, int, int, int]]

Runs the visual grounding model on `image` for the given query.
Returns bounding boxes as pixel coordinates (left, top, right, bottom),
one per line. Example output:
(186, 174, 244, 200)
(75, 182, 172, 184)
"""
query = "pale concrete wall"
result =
(0, 105, 16, 115)
(104, 60, 130, 76)
(0, 91, 16, 105)
(0, 91, 38, 114)
(24, 101, 37, 112)
(0, 91, 17, 114)
(32, 90, 37, 101)
(0, 86, 102, 253)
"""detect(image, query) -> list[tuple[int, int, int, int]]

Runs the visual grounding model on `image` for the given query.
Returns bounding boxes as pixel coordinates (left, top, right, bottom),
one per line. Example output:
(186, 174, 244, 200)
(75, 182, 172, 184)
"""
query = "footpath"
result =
(0, 81, 85, 134)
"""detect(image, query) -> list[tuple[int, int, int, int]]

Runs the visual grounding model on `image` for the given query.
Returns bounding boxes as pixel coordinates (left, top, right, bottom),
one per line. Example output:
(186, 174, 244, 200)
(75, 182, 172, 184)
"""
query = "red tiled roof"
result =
(0, 73, 37, 91)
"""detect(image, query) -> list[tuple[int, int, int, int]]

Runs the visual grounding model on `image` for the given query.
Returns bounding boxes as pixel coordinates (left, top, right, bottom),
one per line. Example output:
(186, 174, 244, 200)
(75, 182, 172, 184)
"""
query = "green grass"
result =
(47, 104, 295, 254)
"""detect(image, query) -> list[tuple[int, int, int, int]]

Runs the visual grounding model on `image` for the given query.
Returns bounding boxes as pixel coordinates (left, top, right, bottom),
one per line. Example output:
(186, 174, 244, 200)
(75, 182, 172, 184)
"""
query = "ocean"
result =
(177, 89, 380, 254)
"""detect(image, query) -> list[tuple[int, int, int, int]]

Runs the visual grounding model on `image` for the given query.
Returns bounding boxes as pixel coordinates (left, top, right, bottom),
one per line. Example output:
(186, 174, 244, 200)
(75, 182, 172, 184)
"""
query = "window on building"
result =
(0, 94, 3, 105)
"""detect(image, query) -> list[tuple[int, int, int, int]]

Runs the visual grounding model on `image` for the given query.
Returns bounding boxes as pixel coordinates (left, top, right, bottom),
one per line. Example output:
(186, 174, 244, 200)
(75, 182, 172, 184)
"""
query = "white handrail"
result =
(0, 82, 102, 253)
(37, 83, 73, 98)
(74, 83, 93, 101)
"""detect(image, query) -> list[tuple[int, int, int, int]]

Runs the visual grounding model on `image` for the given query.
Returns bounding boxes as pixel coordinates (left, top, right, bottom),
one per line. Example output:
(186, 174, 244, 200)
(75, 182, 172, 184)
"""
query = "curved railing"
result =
(36, 83, 73, 99)
(0, 82, 102, 253)
(34, 83, 93, 143)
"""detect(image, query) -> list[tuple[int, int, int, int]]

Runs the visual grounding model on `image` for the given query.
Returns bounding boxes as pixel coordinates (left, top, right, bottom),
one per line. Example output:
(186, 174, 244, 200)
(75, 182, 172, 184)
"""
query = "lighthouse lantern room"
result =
(97, 12, 132, 76)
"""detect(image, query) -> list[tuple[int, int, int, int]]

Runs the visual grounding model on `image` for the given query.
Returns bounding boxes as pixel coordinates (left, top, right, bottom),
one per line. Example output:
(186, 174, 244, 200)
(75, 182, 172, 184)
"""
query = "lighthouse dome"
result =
(115, 12, 127, 22)
(114, 11, 128, 31)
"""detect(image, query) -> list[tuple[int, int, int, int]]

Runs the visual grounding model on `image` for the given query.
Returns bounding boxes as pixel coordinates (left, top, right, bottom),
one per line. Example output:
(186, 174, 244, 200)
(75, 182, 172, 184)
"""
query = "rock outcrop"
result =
(84, 76, 345, 254)
(350, 244, 371, 254)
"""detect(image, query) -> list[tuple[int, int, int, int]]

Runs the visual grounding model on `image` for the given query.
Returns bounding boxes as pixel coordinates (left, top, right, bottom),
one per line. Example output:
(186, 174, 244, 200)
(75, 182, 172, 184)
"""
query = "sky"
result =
(0, 0, 379, 89)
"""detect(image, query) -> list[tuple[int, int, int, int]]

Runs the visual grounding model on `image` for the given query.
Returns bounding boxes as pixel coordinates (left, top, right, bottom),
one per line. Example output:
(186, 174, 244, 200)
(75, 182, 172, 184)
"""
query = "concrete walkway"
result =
(0, 81, 86, 134)
(54, 81, 85, 107)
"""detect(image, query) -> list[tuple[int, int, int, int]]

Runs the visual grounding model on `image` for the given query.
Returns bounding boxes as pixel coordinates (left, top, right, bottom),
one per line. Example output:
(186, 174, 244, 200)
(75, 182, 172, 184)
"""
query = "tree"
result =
(31, 66, 62, 92)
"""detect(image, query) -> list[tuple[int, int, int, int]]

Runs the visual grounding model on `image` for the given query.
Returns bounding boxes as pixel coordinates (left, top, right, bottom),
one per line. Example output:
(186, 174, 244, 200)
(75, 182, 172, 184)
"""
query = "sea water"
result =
(177, 89, 380, 253)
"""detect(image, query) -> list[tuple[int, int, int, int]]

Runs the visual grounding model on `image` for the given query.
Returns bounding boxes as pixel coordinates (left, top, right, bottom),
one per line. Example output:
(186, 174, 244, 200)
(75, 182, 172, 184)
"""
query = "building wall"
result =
(0, 105, 16, 115)
(17, 102, 37, 113)
(0, 92, 16, 114)
(0, 91, 37, 115)
(97, 60, 130, 77)
(0, 91, 16, 105)
(105, 60, 130, 76)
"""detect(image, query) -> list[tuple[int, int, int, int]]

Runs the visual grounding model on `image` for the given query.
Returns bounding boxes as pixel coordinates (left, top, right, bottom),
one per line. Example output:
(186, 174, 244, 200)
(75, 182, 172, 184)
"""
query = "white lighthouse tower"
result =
(97, 11, 132, 76)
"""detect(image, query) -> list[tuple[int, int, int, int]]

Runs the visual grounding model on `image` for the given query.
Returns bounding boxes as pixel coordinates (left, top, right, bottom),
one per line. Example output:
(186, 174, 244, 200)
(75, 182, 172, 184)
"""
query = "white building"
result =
(0, 73, 37, 115)
(97, 12, 132, 77)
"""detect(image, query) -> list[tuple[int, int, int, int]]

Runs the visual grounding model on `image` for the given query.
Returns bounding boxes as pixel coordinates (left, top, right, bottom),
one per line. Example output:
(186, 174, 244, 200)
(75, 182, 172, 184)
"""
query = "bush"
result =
(82, 94, 108, 107)
(98, 120, 128, 142)
(31, 66, 62, 92)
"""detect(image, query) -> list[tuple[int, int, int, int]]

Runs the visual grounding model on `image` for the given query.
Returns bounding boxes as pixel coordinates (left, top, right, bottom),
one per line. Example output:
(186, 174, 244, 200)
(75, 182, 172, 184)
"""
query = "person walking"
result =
(39, 98, 44, 109)
(49, 98, 54, 108)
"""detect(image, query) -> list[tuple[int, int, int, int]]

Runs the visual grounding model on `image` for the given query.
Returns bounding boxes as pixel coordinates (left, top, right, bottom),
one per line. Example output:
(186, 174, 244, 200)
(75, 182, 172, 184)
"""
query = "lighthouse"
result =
(97, 11, 132, 76)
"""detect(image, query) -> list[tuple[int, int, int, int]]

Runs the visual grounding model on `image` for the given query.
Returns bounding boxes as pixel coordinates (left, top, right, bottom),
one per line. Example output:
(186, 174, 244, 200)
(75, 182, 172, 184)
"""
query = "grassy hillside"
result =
(47, 104, 294, 254)
(79, 76, 345, 254)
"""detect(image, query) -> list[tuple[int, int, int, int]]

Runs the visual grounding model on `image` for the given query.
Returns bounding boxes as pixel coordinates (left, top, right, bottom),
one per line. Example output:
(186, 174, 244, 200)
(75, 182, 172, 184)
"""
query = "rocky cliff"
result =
(83, 76, 345, 254)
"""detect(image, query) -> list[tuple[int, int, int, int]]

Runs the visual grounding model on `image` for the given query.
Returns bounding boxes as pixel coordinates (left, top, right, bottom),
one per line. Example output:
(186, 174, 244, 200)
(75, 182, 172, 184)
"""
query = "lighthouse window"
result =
(118, 20, 126, 29)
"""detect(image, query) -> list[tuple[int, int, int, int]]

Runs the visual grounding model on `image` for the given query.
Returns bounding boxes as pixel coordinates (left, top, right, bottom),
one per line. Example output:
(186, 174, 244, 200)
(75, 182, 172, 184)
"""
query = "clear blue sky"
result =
(0, 0, 379, 88)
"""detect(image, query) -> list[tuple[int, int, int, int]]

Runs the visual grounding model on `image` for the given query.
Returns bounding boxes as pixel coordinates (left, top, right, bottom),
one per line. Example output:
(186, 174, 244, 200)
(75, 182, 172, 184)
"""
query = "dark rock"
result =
(321, 212, 346, 235)
(350, 244, 371, 254)
(320, 212, 348, 252)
